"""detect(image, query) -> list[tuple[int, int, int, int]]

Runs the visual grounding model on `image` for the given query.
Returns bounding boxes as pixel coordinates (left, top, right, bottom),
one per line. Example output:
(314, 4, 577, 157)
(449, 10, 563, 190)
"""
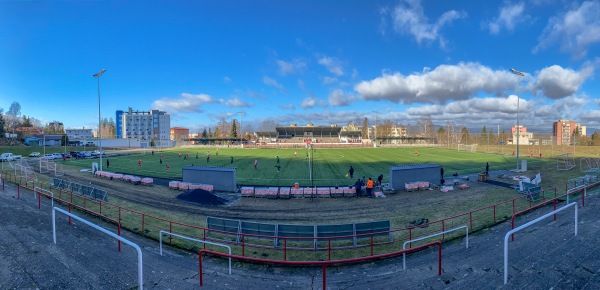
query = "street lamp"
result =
(510, 68, 525, 171)
(237, 111, 245, 148)
(372, 110, 379, 146)
(93, 69, 106, 172)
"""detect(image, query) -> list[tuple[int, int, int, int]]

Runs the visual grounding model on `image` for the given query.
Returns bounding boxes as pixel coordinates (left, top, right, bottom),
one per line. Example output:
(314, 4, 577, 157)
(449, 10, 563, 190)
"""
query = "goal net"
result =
(557, 153, 576, 171)
(457, 144, 477, 153)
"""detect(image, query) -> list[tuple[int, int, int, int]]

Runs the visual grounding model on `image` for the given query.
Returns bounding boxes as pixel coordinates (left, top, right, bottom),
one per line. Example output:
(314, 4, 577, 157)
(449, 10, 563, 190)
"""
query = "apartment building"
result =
(116, 108, 170, 147)
(553, 120, 586, 145)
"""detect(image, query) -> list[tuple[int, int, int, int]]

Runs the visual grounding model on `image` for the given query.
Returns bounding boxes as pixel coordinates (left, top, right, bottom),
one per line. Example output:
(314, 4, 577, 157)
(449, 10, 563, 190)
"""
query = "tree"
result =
(377, 119, 394, 138)
(5, 101, 21, 133)
(591, 131, 600, 146)
(437, 127, 446, 144)
(361, 117, 369, 139)
(43, 121, 64, 134)
(417, 115, 434, 138)
(258, 120, 277, 132)
(230, 119, 238, 138)
(100, 117, 116, 139)
(0, 113, 5, 137)
(460, 127, 470, 144)
(201, 127, 208, 138)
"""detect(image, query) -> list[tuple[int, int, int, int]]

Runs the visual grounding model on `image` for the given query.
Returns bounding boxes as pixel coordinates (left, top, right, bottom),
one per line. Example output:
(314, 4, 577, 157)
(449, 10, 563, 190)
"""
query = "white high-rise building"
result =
(117, 107, 170, 147)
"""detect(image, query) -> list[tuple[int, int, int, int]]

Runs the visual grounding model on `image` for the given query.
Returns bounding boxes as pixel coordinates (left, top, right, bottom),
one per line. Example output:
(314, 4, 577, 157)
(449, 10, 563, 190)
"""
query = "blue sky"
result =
(1, 0, 599, 134)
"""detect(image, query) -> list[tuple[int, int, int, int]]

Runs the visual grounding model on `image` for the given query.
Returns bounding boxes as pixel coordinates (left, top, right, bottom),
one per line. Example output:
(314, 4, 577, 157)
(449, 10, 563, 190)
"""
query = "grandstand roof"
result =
(276, 126, 341, 137)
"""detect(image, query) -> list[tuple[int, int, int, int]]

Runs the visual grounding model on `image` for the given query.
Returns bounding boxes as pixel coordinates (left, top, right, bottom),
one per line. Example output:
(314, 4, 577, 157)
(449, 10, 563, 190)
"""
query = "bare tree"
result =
(377, 119, 394, 137)
(361, 117, 369, 139)
(417, 115, 434, 138)
(258, 120, 277, 132)
(5, 101, 21, 133)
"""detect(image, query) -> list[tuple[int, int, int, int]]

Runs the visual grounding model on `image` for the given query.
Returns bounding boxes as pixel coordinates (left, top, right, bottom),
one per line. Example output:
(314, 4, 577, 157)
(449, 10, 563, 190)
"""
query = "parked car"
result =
(29, 152, 41, 157)
(70, 151, 80, 158)
(79, 151, 92, 159)
(52, 153, 63, 159)
(0, 153, 23, 162)
(43, 154, 55, 160)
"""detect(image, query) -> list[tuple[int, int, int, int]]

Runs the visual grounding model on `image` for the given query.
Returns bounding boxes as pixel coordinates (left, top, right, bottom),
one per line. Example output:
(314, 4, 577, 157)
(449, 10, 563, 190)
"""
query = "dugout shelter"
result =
(389, 164, 441, 190)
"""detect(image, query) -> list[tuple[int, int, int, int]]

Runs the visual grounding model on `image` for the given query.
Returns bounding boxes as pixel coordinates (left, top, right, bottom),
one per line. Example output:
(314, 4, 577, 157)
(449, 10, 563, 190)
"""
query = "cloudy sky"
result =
(1, 0, 599, 134)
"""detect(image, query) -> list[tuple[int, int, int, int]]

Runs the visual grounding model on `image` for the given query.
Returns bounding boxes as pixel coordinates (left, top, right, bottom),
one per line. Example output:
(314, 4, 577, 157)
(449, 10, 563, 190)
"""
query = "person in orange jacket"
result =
(366, 177, 374, 197)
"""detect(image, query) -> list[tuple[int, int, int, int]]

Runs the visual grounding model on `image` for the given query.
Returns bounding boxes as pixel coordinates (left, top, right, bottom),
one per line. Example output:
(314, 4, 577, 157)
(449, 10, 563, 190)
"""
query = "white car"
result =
(29, 152, 41, 157)
(43, 154, 55, 160)
(52, 153, 63, 159)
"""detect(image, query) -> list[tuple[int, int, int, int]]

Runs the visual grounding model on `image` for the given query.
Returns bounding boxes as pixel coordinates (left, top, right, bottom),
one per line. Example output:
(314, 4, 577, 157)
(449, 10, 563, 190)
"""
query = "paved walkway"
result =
(1, 179, 600, 289)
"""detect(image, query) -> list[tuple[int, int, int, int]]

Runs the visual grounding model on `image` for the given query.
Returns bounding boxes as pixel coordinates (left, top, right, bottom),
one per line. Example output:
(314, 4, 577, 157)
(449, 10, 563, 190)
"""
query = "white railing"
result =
(403, 225, 469, 270)
(503, 202, 578, 285)
(52, 207, 144, 290)
(159, 230, 232, 275)
(35, 186, 54, 207)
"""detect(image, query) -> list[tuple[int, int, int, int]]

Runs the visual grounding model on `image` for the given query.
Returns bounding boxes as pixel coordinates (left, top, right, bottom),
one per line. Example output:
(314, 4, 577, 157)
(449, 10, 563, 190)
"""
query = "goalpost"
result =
(557, 153, 576, 171)
(457, 144, 477, 153)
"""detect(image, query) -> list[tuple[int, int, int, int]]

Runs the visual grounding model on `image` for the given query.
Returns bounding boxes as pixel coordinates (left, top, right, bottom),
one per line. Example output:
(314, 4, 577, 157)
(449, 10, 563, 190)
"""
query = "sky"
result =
(1, 0, 599, 135)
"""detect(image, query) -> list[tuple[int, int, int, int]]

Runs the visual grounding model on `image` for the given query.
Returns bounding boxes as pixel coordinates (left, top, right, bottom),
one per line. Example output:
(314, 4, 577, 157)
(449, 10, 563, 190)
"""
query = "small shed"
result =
(389, 164, 441, 190)
(182, 166, 236, 192)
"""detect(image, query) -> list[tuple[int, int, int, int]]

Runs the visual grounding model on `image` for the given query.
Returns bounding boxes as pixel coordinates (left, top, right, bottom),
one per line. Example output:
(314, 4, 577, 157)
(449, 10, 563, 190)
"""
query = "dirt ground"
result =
(38, 166, 520, 229)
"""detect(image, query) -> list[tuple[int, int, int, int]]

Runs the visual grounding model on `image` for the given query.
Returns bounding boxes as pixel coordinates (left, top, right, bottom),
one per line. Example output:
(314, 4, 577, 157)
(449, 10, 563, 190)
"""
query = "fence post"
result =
(512, 199, 515, 215)
(370, 233, 374, 256)
(203, 228, 206, 249)
(242, 234, 245, 257)
(18, 183, 20, 199)
(328, 238, 331, 260)
(553, 199, 557, 221)
(141, 214, 145, 236)
(284, 238, 287, 261)
(442, 220, 445, 240)
(493, 205, 497, 223)
(169, 222, 173, 244)
(469, 212, 473, 229)
(582, 188, 585, 207)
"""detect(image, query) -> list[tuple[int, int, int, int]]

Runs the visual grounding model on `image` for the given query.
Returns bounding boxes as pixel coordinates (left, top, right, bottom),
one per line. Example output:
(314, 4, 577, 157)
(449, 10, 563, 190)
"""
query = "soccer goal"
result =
(557, 153, 576, 171)
(457, 144, 477, 153)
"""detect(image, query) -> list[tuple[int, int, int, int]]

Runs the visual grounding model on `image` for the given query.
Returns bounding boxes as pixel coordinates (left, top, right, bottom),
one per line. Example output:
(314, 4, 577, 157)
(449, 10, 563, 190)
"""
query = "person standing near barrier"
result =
(106, 158, 109, 168)
(366, 177, 374, 197)
(207, 152, 210, 163)
(254, 159, 258, 170)
(485, 162, 489, 176)
(354, 178, 363, 197)
(377, 174, 383, 187)
(231, 156, 234, 164)
(348, 165, 354, 179)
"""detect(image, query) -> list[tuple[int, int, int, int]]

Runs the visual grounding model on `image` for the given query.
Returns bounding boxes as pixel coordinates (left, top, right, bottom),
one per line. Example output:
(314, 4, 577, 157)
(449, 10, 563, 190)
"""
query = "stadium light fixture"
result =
(93, 69, 106, 172)
(510, 68, 525, 171)
(237, 111, 245, 148)
(372, 110, 379, 146)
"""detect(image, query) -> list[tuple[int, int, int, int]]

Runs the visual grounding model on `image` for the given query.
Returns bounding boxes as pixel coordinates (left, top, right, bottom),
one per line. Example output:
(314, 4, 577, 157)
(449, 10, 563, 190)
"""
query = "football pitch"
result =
(63, 146, 534, 187)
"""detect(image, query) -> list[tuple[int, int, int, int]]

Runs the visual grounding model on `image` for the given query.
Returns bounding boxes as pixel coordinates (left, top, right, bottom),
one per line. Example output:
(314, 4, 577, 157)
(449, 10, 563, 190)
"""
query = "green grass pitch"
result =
(62, 147, 532, 187)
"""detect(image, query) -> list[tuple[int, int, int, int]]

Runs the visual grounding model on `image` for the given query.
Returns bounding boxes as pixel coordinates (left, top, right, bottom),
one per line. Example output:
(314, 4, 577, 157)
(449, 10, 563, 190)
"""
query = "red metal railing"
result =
(1, 170, 598, 264)
(199, 241, 442, 289)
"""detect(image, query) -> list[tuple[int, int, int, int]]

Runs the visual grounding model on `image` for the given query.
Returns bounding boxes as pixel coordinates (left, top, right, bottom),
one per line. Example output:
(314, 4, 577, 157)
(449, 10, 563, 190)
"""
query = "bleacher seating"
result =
(206, 216, 392, 249)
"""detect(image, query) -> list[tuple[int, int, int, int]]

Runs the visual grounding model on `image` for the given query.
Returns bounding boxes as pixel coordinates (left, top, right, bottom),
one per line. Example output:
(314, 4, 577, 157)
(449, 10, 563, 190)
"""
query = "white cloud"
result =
(328, 89, 354, 106)
(277, 59, 307, 75)
(151, 93, 218, 113)
(385, 0, 466, 48)
(263, 76, 284, 89)
(534, 64, 594, 99)
(318, 56, 344, 76)
(280, 103, 296, 110)
(225, 97, 251, 108)
(534, 1, 600, 58)
(301, 96, 326, 109)
(223, 76, 232, 83)
(486, 2, 529, 34)
(322, 76, 338, 85)
(354, 62, 515, 104)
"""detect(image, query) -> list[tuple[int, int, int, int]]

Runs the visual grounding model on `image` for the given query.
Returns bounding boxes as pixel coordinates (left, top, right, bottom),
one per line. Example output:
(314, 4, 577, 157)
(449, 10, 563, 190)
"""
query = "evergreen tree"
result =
(201, 127, 208, 138)
(230, 119, 238, 138)
(0, 113, 5, 136)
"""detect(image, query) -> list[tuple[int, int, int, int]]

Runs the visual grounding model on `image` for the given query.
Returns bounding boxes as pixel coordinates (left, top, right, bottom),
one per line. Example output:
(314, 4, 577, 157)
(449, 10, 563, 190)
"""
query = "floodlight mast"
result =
(510, 68, 525, 171)
(93, 69, 106, 172)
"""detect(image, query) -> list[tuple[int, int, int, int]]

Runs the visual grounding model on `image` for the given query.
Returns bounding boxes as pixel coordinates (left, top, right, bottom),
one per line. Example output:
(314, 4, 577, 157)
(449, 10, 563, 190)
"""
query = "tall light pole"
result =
(237, 111, 245, 148)
(372, 110, 379, 146)
(510, 68, 525, 171)
(93, 69, 106, 172)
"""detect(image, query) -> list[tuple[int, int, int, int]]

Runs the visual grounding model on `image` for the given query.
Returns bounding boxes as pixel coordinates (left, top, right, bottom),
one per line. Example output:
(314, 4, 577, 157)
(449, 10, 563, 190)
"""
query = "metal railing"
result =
(503, 202, 578, 285)
(52, 207, 144, 290)
(159, 230, 232, 274)
(403, 225, 468, 270)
